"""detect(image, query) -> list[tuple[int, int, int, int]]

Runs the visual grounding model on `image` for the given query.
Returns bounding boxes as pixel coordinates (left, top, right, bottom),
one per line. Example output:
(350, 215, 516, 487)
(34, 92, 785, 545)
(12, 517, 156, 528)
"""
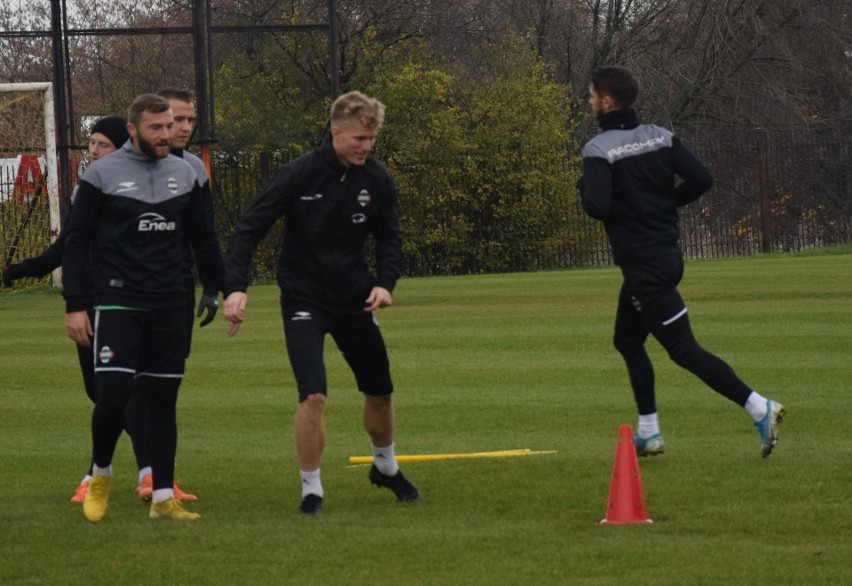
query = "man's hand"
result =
(65, 311, 93, 347)
(196, 292, 219, 327)
(2, 263, 24, 287)
(364, 286, 392, 312)
(223, 291, 248, 337)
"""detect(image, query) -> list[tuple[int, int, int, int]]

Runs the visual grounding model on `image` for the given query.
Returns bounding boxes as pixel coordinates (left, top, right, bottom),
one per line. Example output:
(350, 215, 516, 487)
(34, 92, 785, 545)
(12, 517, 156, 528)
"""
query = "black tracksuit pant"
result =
(612, 254, 753, 415)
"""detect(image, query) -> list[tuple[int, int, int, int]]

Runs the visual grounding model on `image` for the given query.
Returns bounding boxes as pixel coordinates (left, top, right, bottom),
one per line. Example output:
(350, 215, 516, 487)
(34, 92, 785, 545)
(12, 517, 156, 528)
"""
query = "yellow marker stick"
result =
(348, 449, 557, 464)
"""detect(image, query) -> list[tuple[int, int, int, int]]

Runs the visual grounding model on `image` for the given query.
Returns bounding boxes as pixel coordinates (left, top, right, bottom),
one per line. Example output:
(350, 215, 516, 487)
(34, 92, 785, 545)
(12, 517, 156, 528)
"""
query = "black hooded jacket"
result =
(579, 108, 712, 265)
(62, 140, 225, 312)
(225, 138, 403, 313)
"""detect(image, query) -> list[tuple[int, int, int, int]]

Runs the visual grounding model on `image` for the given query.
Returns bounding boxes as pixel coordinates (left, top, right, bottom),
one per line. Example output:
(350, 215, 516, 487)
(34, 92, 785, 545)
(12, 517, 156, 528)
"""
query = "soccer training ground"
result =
(1, 249, 850, 585)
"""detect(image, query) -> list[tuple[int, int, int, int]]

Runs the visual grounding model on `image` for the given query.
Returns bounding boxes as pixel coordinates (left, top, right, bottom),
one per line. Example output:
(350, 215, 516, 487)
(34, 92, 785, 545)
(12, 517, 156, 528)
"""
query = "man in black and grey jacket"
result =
(3, 117, 154, 504)
(62, 94, 225, 522)
(224, 91, 420, 516)
(156, 87, 220, 340)
(578, 66, 786, 460)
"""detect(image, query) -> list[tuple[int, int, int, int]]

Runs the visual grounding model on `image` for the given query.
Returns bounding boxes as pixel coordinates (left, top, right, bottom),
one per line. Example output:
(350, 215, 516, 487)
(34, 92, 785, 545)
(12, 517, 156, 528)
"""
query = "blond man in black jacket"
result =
(224, 91, 420, 516)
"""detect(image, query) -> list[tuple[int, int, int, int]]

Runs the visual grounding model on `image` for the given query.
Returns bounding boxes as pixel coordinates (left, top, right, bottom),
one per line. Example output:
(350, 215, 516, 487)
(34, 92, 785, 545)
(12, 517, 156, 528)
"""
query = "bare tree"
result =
(0, 1, 53, 83)
(466, 0, 850, 130)
(3, 0, 849, 138)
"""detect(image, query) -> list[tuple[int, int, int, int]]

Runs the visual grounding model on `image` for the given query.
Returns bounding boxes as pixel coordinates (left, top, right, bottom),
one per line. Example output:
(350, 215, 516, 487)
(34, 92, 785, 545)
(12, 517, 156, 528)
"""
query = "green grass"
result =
(1, 251, 850, 585)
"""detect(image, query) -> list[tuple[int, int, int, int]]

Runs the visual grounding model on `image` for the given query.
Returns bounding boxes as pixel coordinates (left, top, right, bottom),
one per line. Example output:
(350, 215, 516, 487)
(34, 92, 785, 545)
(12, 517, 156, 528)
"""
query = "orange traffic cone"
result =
(600, 424, 653, 524)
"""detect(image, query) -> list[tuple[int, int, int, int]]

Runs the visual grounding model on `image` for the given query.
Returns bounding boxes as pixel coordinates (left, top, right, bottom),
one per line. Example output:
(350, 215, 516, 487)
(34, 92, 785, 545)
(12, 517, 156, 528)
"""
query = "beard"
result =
(137, 133, 169, 159)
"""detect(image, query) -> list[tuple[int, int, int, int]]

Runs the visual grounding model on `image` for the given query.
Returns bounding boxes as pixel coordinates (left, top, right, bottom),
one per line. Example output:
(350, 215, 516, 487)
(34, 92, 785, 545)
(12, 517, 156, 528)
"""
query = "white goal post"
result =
(0, 82, 61, 286)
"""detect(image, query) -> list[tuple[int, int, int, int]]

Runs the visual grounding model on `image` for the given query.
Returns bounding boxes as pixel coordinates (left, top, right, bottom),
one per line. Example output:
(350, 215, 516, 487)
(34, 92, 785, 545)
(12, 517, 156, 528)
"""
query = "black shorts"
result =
(615, 253, 691, 351)
(281, 301, 393, 401)
(619, 253, 684, 308)
(93, 308, 188, 378)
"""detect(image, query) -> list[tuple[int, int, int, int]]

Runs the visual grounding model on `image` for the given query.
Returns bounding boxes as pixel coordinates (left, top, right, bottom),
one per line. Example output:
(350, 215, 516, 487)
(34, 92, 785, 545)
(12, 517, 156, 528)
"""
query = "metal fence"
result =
(2, 124, 848, 287)
(681, 127, 851, 260)
(209, 127, 851, 278)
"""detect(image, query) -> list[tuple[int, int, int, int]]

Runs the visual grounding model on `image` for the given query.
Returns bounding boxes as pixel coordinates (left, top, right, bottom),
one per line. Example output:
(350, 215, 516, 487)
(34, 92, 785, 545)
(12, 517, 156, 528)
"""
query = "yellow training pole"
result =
(348, 449, 557, 464)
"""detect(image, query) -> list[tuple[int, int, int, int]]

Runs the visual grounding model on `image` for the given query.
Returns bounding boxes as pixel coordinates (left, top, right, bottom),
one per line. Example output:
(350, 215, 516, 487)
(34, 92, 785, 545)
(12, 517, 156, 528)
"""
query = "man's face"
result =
(168, 99, 196, 150)
(129, 109, 173, 159)
(588, 85, 614, 121)
(87, 132, 118, 162)
(331, 120, 378, 168)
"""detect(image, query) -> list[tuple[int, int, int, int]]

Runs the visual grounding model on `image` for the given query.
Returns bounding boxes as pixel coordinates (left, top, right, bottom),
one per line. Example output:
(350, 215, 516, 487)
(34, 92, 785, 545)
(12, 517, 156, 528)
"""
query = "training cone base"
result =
(600, 424, 653, 525)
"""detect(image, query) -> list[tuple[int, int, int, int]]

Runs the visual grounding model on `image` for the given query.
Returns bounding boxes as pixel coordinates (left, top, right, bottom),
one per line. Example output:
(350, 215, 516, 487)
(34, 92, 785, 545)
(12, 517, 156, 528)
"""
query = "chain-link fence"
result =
(0, 84, 61, 288)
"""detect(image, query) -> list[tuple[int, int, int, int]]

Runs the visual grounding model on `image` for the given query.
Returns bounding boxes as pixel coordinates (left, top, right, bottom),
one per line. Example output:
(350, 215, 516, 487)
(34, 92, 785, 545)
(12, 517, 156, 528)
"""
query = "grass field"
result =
(1, 251, 850, 585)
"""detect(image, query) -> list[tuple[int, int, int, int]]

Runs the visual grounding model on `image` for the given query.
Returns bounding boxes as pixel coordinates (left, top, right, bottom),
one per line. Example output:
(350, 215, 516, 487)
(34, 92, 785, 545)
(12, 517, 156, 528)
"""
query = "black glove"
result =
(196, 292, 219, 327)
(2, 263, 26, 287)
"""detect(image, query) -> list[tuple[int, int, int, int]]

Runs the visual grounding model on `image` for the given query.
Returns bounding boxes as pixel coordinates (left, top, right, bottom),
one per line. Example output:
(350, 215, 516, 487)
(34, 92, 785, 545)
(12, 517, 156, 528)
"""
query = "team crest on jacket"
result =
(99, 346, 114, 364)
(167, 177, 179, 194)
(357, 189, 371, 207)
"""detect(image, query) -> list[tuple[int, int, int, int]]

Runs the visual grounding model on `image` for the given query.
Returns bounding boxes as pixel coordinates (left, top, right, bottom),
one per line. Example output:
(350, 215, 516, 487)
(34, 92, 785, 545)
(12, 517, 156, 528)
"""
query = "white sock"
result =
(138, 466, 152, 483)
(92, 464, 112, 478)
(152, 488, 174, 504)
(372, 444, 399, 476)
(80, 474, 93, 485)
(637, 414, 660, 439)
(744, 391, 769, 421)
(300, 468, 323, 498)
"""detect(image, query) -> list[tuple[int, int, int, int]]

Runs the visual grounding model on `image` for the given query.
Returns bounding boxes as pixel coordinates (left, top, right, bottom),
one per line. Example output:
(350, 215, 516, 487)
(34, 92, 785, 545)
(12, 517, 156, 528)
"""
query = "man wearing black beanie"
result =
(2, 115, 149, 504)
(89, 116, 130, 158)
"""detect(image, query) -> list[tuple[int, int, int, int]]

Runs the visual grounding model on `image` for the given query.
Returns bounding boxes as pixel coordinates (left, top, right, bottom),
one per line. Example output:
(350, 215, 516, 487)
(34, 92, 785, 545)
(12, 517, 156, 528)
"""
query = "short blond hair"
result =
(330, 91, 385, 130)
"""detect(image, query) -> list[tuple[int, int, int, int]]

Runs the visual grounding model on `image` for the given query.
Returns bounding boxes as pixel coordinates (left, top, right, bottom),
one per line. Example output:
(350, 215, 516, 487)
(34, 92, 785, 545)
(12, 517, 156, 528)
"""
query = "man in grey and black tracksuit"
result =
(578, 66, 786, 459)
(223, 91, 420, 516)
(157, 88, 220, 346)
(63, 94, 225, 522)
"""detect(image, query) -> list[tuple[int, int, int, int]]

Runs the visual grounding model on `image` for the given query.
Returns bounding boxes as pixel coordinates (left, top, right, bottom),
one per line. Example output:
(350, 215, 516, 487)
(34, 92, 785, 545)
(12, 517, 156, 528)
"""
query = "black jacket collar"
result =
(319, 135, 348, 173)
(598, 108, 640, 132)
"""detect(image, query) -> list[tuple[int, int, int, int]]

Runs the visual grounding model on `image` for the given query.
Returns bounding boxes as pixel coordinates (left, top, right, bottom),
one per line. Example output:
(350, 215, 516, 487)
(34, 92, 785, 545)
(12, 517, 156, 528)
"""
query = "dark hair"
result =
(590, 67, 639, 109)
(127, 94, 171, 126)
(156, 87, 194, 104)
